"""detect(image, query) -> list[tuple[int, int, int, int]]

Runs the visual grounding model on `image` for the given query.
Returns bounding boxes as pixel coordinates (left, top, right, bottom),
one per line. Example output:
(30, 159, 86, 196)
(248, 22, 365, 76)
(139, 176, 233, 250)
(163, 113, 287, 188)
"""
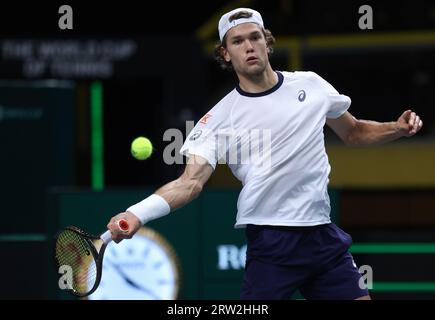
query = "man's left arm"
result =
(326, 110, 423, 146)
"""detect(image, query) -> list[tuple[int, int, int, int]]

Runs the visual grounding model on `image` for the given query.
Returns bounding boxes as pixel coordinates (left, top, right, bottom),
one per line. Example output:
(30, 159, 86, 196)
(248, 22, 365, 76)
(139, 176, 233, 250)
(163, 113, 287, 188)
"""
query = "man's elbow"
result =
(343, 121, 363, 146)
(179, 176, 204, 200)
(344, 131, 360, 146)
(189, 180, 204, 199)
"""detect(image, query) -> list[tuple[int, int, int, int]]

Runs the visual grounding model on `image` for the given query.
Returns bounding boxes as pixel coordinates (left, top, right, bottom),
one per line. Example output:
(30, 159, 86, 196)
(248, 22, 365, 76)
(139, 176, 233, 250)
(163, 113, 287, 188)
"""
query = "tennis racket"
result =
(54, 219, 129, 297)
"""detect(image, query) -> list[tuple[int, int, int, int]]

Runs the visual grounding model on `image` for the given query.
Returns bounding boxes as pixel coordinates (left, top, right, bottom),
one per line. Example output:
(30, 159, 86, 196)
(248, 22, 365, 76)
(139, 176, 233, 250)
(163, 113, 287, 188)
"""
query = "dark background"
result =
(1, 0, 435, 300)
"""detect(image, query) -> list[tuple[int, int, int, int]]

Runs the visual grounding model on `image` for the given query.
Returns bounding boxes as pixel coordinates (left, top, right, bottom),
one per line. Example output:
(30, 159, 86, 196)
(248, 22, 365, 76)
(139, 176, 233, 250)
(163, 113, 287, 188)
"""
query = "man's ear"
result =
(221, 47, 231, 63)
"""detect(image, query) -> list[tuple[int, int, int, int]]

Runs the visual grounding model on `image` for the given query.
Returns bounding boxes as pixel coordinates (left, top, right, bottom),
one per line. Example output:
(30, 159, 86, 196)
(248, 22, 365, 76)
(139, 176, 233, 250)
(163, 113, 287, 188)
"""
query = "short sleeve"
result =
(311, 72, 351, 119)
(179, 102, 234, 169)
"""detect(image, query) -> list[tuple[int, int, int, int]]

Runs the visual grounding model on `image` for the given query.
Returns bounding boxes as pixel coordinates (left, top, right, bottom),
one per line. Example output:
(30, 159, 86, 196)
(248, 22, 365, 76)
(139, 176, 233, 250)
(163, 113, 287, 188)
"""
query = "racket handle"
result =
(101, 230, 112, 244)
(100, 219, 130, 244)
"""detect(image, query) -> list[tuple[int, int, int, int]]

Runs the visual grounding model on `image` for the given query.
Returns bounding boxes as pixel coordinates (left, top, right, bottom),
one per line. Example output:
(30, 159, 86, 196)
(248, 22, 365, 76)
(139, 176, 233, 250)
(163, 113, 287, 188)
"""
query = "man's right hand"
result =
(107, 211, 142, 243)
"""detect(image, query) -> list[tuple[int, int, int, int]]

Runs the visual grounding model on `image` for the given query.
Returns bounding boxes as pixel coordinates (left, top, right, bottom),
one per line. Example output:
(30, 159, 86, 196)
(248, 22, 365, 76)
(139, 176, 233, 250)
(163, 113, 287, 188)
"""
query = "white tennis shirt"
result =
(180, 71, 350, 228)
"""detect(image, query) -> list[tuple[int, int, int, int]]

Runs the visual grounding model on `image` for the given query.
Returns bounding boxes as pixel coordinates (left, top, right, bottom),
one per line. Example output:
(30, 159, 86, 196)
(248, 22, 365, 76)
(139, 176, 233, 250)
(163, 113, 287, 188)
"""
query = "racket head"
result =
(54, 226, 106, 297)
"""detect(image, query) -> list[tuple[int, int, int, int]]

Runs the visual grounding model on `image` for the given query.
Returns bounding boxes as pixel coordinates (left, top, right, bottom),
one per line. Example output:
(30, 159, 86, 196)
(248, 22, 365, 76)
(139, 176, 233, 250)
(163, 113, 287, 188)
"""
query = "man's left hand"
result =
(397, 109, 423, 137)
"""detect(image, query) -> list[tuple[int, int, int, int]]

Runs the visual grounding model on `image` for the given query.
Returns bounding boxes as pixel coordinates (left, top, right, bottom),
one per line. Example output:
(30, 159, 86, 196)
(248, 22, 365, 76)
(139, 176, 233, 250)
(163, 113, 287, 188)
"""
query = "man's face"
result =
(222, 23, 269, 77)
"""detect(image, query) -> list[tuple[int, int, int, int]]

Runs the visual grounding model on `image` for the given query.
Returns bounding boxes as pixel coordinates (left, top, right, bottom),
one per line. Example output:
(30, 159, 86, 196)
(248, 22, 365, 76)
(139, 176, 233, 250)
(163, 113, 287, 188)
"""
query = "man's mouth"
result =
(246, 56, 258, 64)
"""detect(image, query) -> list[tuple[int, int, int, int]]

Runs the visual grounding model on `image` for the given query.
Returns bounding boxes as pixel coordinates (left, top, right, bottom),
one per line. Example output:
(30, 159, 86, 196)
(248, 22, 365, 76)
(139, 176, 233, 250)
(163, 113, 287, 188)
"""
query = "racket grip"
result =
(101, 230, 112, 244)
(100, 219, 130, 244)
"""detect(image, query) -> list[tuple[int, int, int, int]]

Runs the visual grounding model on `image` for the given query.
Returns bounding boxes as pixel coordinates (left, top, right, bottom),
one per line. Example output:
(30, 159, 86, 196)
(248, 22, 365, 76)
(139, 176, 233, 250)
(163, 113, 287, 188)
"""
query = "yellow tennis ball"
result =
(131, 137, 153, 160)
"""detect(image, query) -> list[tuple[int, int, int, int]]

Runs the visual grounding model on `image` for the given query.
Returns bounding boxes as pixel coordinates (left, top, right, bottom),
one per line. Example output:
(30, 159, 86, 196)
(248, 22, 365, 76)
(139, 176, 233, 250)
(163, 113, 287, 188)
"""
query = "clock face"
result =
(87, 227, 180, 300)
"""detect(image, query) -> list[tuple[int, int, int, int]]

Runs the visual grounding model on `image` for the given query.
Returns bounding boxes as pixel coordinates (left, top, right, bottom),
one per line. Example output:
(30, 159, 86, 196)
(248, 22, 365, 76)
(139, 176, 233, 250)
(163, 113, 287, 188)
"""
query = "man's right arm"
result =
(155, 155, 214, 211)
(107, 155, 214, 242)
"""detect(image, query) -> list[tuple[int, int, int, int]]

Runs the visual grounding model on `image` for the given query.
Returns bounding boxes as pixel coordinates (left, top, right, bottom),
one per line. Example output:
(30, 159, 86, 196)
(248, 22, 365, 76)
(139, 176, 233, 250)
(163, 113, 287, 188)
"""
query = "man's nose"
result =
(245, 40, 254, 52)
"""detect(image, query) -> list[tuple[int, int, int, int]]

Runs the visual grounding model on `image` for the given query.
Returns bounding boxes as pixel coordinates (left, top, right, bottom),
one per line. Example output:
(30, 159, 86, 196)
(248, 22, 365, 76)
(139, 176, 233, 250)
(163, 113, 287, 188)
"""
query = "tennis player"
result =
(107, 8, 423, 299)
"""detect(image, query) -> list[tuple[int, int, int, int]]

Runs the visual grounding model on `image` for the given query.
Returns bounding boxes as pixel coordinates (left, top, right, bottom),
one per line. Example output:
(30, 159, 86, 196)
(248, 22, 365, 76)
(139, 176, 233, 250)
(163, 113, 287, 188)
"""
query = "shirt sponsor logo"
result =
(199, 113, 212, 124)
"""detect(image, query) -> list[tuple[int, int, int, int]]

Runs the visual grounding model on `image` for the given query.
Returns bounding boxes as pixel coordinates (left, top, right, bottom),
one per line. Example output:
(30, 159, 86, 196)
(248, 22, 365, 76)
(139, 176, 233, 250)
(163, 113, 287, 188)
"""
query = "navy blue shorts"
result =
(241, 223, 369, 300)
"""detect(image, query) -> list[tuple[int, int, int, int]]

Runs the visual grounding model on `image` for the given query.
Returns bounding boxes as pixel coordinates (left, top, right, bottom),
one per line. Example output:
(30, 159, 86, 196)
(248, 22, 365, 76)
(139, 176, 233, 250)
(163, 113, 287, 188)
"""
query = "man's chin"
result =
(246, 66, 265, 77)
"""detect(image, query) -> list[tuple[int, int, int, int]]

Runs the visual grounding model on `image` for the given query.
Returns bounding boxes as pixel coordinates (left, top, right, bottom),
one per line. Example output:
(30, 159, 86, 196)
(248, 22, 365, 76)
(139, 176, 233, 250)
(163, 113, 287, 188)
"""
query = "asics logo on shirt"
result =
(189, 130, 203, 141)
(298, 90, 306, 102)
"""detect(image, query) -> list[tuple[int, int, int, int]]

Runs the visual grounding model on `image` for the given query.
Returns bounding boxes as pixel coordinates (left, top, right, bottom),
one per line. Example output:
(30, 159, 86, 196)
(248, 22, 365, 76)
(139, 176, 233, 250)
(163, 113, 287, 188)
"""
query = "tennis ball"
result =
(131, 137, 153, 160)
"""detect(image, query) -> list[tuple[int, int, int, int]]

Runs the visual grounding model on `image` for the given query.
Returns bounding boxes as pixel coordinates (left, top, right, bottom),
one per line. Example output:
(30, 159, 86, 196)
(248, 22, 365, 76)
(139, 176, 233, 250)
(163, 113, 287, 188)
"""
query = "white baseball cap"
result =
(218, 8, 264, 42)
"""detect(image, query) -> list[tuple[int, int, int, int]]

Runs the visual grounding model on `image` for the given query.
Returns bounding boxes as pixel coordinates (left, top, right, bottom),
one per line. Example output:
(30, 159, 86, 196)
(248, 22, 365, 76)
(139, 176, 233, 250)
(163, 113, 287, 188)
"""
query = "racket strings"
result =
(55, 230, 98, 295)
